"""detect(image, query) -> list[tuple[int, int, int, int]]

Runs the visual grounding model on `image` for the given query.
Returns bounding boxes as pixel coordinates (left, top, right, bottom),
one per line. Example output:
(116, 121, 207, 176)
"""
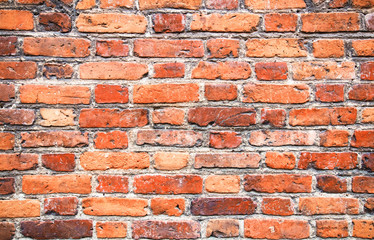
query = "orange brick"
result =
(96, 222, 127, 238)
(80, 152, 149, 170)
(313, 40, 344, 58)
(83, 198, 147, 216)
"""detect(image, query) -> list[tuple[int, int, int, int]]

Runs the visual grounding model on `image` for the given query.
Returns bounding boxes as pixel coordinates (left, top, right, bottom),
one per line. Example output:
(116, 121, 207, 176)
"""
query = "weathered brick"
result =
(352, 176, 374, 193)
(206, 0, 237, 9)
(245, 219, 309, 239)
(100, 0, 133, 8)
(21, 131, 88, 148)
(137, 130, 202, 147)
(210, 131, 242, 149)
(0, 223, 15, 240)
(320, 130, 349, 147)
(40, 108, 75, 127)
(0, 178, 14, 195)
(42, 153, 75, 172)
(0, 10, 34, 30)
(134, 175, 203, 194)
(255, 62, 288, 80)
(246, 39, 307, 57)
(249, 130, 316, 146)
(21, 220, 92, 239)
(353, 0, 374, 8)
(299, 197, 359, 215)
(0, 84, 15, 101)
(139, 0, 202, 9)
(361, 62, 374, 80)
(134, 39, 204, 57)
(153, 108, 185, 125)
(0, 62, 37, 79)
(316, 84, 344, 102)
(207, 39, 239, 58)
(261, 108, 286, 127)
(245, 174, 312, 193)
(317, 175, 347, 193)
(80, 152, 149, 170)
(365, 198, 374, 211)
(94, 131, 128, 149)
(153, 14, 185, 33)
(316, 220, 349, 238)
(265, 152, 296, 169)
(0, 109, 35, 126)
(301, 13, 360, 32)
(299, 152, 358, 170)
(262, 198, 294, 216)
(0, 133, 14, 150)
(195, 153, 261, 168)
(351, 130, 374, 148)
(97, 222, 127, 238)
(348, 84, 374, 101)
(96, 175, 129, 193)
(0, 36, 17, 55)
(96, 40, 129, 57)
(151, 198, 185, 216)
(245, 0, 306, 9)
(77, 13, 147, 33)
(353, 220, 374, 239)
(134, 84, 199, 103)
(313, 39, 344, 58)
(192, 61, 251, 80)
(43, 63, 73, 79)
(352, 40, 374, 56)
(39, 13, 71, 32)
(132, 220, 200, 239)
(153, 62, 185, 78)
(154, 152, 188, 170)
(76, 0, 95, 9)
(206, 219, 239, 238)
(83, 198, 147, 216)
(292, 61, 355, 80)
(191, 13, 259, 32)
(191, 198, 256, 215)
(44, 197, 78, 216)
(0, 200, 40, 218)
(366, 13, 374, 31)
(329, 0, 349, 7)
(243, 84, 310, 103)
(205, 84, 237, 101)
(264, 13, 297, 32)
(206, 175, 240, 193)
(362, 153, 374, 171)
(80, 62, 148, 80)
(0, 154, 38, 171)
(95, 85, 129, 104)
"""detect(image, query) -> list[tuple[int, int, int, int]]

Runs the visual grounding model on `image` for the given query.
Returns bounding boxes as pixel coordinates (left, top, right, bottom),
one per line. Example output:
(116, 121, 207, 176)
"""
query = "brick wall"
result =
(0, 0, 373, 239)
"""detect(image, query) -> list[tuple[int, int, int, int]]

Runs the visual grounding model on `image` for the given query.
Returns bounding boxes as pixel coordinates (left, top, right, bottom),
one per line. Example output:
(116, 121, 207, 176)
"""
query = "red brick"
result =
(24, 37, 90, 57)
(246, 39, 307, 57)
(97, 222, 127, 238)
(0, 62, 37, 79)
(352, 176, 374, 193)
(192, 61, 251, 80)
(206, 0, 237, 9)
(188, 107, 255, 127)
(365, 198, 374, 211)
(206, 175, 240, 193)
(39, 13, 71, 32)
(316, 220, 349, 238)
(132, 220, 200, 239)
(210, 131, 242, 149)
(15, 0, 44, 3)
(0, 223, 15, 240)
(195, 153, 261, 168)
(299, 152, 358, 170)
(301, 13, 360, 32)
(205, 84, 237, 101)
(21, 131, 88, 148)
(299, 197, 359, 215)
(261, 108, 286, 127)
(292, 61, 355, 80)
(320, 130, 349, 147)
(94, 131, 128, 149)
(262, 198, 294, 216)
(21, 220, 92, 239)
(151, 198, 185, 216)
(79, 109, 148, 128)
(348, 84, 374, 101)
(191, 13, 259, 32)
(249, 130, 316, 146)
(153, 62, 185, 78)
(0, 84, 15, 101)
(191, 198, 256, 215)
(154, 152, 188, 170)
(329, 0, 349, 7)
(20, 85, 90, 104)
(353, 220, 374, 238)
(0, 200, 40, 218)
(96, 175, 129, 193)
(289, 107, 357, 126)
(0, 154, 38, 171)
(255, 62, 287, 80)
(42, 154, 75, 172)
(206, 219, 239, 238)
(0, 10, 34, 30)
(153, 14, 185, 33)
(43, 63, 73, 79)
(96, 40, 129, 57)
(313, 39, 344, 58)
(153, 108, 185, 125)
(0, 133, 14, 150)
(0, 109, 35, 125)
(265, 152, 296, 169)
(244, 219, 310, 239)
(353, 0, 374, 8)
(0, 178, 14, 195)
(245, 0, 306, 9)
(100, 0, 133, 8)
(351, 130, 374, 148)
(0, 37, 17, 56)
(22, 175, 91, 194)
(243, 84, 310, 103)
(133, 84, 199, 103)
(244, 174, 312, 193)
(44, 197, 78, 216)
(264, 13, 297, 32)
(352, 40, 374, 56)
(134, 39, 203, 57)
(95, 85, 129, 103)
(362, 153, 374, 171)
(80, 62, 148, 80)
(80, 152, 149, 170)
(77, 13, 147, 33)
(317, 175, 347, 193)
(207, 39, 239, 58)
(361, 62, 374, 80)
(139, 0, 202, 9)
(134, 175, 202, 194)
(316, 84, 344, 102)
